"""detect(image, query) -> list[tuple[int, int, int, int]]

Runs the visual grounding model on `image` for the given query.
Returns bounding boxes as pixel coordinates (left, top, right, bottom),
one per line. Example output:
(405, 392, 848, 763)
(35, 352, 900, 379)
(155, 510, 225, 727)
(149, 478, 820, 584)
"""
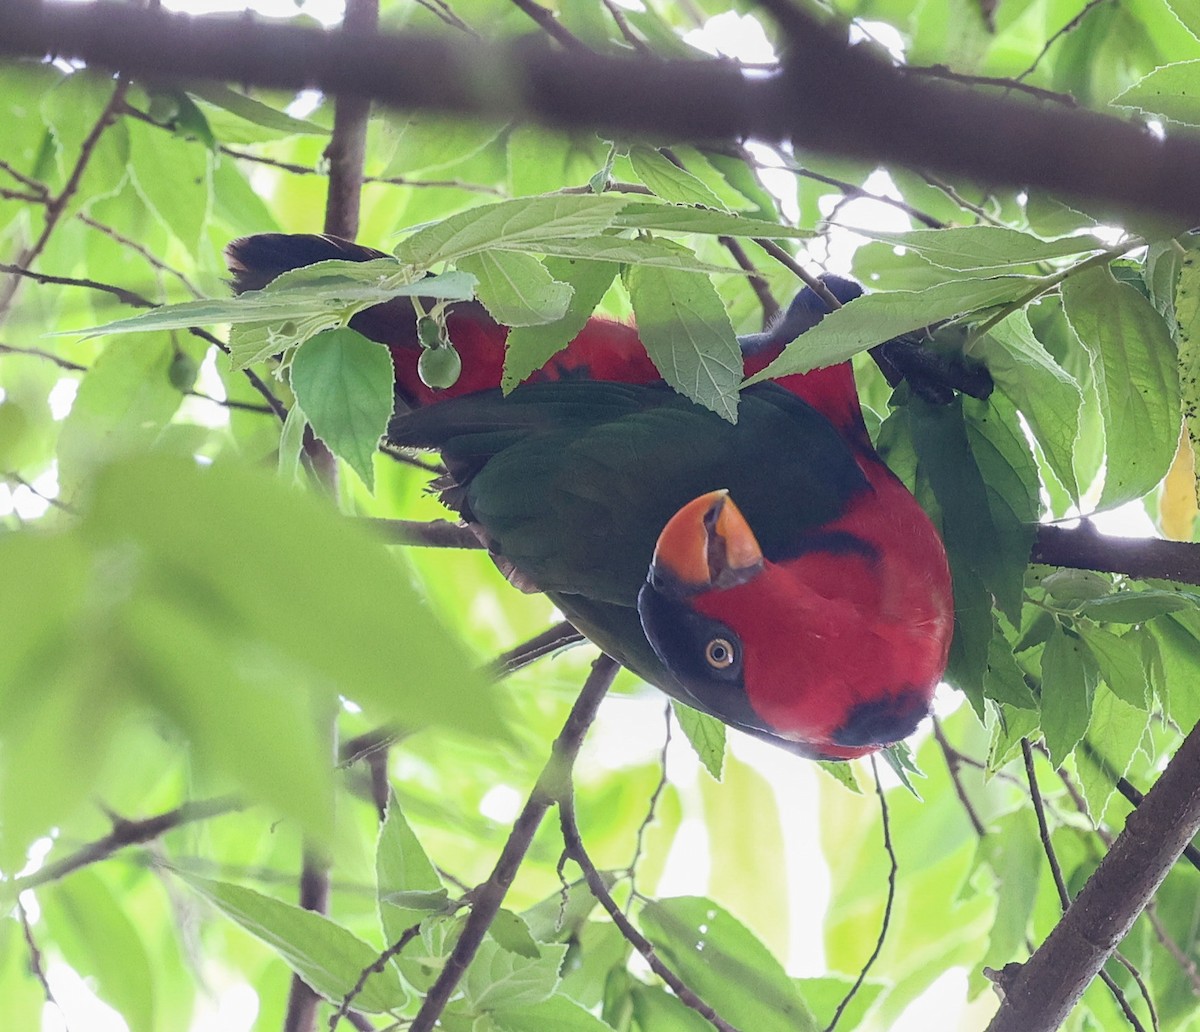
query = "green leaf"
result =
(458, 251, 574, 327)
(521, 876, 610, 943)
(985, 624, 1037, 709)
(1174, 249, 1200, 486)
(1078, 624, 1152, 708)
(628, 146, 729, 210)
(611, 201, 811, 239)
(1061, 266, 1180, 508)
(1074, 686, 1151, 822)
(816, 760, 863, 793)
(492, 993, 617, 1032)
(630, 984, 713, 1032)
(971, 311, 1083, 498)
(377, 792, 445, 942)
(1150, 611, 1200, 728)
(394, 195, 629, 267)
(963, 393, 1039, 620)
(1040, 626, 1096, 765)
(639, 897, 820, 1032)
(384, 114, 503, 176)
(178, 873, 407, 1013)
(185, 82, 328, 136)
(794, 976, 883, 1032)
(56, 335, 183, 499)
(75, 265, 474, 347)
(973, 808, 1041, 998)
(1079, 589, 1200, 623)
(671, 701, 725, 779)
(626, 264, 741, 421)
(82, 454, 501, 741)
(40, 869, 156, 1032)
(745, 277, 1035, 384)
(1113, 60, 1200, 126)
(502, 258, 619, 390)
(128, 118, 211, 253)
(858, 226, 1102, 271)
(493, 235, 742, 275)
(464, 937, 567, 1011)
(289, 327, 394, 489)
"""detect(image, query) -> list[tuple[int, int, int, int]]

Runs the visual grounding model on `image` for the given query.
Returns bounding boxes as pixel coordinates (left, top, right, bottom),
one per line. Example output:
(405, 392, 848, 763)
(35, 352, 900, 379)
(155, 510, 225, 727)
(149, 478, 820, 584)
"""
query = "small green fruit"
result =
(417, 316, 445, 350)
(168, 351, 200, 392)
(418, 345, 462, 390)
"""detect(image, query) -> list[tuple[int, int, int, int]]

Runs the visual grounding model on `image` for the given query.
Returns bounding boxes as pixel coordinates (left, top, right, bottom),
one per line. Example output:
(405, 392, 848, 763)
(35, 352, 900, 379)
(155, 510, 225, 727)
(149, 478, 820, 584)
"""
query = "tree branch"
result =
(407, 653, 618, 1032)
(986, 718, 1200, 1032)
(558, 790, 740, 1032)
(1033, 524, 1200, 586)
(7, 3, 1200, 223)
(13, 796, 243, 891)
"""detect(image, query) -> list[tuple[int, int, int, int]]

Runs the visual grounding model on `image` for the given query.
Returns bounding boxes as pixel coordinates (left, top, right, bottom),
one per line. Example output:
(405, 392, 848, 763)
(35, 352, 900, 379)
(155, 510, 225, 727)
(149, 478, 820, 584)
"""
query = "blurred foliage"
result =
(1, 0, 1200, 1030)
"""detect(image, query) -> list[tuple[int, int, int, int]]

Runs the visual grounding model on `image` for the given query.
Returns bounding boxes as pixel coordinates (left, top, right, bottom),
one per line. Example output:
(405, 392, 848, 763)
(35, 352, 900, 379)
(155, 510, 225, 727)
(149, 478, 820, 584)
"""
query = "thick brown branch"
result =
(7, 3, 1200, 222)
(986, 719, 1200, 1032)
(407, 653, 618, 1032)
(1033, 524, 1200, 586)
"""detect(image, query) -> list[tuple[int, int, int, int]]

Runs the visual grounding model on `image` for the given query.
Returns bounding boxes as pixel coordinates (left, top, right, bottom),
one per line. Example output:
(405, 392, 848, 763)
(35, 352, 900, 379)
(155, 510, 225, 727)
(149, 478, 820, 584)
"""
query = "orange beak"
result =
(650, 490, 764, 595)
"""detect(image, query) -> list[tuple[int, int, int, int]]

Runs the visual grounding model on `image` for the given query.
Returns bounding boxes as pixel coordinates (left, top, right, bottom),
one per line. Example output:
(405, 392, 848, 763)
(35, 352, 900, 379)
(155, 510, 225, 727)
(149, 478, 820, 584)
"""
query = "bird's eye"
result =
(705, 637, 736, 669)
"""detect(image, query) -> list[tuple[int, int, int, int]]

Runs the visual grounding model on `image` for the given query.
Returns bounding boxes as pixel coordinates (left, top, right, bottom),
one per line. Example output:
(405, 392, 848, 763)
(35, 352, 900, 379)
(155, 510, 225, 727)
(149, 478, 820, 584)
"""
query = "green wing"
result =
(389, 381, 868, 605)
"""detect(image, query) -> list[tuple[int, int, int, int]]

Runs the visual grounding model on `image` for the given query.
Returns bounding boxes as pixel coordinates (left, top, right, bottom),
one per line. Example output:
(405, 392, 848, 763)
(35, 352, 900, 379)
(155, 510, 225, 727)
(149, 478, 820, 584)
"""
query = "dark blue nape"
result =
(738, 274, 864, 356)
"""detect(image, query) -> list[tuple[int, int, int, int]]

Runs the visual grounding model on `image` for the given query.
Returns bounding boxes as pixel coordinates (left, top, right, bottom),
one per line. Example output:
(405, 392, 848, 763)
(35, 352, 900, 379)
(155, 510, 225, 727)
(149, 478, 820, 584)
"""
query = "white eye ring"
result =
(705, 637, 736, 669)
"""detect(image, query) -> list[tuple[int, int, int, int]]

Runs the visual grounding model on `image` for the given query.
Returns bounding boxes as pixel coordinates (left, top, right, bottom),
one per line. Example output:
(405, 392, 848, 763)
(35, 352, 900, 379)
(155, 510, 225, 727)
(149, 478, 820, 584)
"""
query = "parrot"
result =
(226, 233, 955, 761)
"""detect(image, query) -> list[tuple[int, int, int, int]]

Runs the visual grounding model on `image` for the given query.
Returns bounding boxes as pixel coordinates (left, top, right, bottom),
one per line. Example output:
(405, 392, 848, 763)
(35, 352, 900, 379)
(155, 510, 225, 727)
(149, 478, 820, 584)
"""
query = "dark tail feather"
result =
(224, 233, 388, 294)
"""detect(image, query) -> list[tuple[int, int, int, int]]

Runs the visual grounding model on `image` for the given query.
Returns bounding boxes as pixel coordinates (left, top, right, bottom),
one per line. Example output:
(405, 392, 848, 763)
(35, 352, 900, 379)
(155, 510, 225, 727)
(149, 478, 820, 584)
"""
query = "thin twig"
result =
(933, 719, 986, 837)
(754, 238, 842, 311)
(718, 235, 778, 324)
(370, 518, 484, 549)
(0, 76, 130, 318)
(329, 922, 423, 1031)
(602, 0, 651, 53)
(14, 796, 243, 891)
(0, 158, 49, 196)
(824, 755, 896, 1032)
(508, 0, 587, 49)
(627, 703, 672, 903)
(491, 620, 586, 678)
(904, 64, 1078, 107)
(407, 654, 618, 1032)
(78, 213, 203, 296)
(18, 902, 69, 1030)
(1017, 0, 1114, 81)
(559, 790, 741, 1032)
(0, 342, 88, 371)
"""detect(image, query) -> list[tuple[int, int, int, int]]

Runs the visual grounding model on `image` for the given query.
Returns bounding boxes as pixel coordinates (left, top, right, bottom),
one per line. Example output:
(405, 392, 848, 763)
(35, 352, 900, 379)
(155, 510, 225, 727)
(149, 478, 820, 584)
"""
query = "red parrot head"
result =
(637, 490, 940, 760)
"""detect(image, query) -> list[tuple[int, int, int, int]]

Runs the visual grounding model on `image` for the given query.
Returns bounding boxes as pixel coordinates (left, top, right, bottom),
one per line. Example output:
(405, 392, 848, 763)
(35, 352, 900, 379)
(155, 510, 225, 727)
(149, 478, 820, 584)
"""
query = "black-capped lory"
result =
(226, 234, 954, 761)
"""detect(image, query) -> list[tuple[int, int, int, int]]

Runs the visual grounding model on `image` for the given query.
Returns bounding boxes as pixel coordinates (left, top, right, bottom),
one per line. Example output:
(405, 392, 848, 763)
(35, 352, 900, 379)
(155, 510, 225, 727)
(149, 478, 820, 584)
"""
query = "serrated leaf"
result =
(612, 201, 811, 238)
(1040, 626, 1096, 765)
(502, 258, 619, 390)
(1151, 611, 1200, 728)
(1077, 624, 1150, 708)
(639, 897, 820, 1032)
(1113, 60, 1200, 126)
(973, 808, 1040, 996)
(1174, 250, 1200, 510)
(1061, 266, 1180, 508)
(1079, 588, 1200, 623)
(971, 311, 1082, 498)
(492, 993, 616, 1032)
(671, 701, 725, 779)
(178, 873, 406, 1013)
(289, 328, 393, 489)
(378, 792, 445, 942)
(73, 266, 474, 344)
(394, 195, 629, 267)
(745, 277, 1034, 384)
(858, 226, 1102, 271)
(464, 937, 567, 1011)
(494, 234, 741, 274)
(1074, 686, 1151, 822)
(458, 251, 573, 327)
(628, 146, 728, 210)
(626, 264, 740, 421)
(815, 760, 862, 792)
(985, 624, 1037, 709)
(128, 118, 210, 253)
